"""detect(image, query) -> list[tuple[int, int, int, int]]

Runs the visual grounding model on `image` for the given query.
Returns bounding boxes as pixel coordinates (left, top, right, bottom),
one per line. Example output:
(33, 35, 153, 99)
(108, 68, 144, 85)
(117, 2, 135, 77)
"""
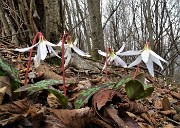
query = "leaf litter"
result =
(0, 42, 180, 128)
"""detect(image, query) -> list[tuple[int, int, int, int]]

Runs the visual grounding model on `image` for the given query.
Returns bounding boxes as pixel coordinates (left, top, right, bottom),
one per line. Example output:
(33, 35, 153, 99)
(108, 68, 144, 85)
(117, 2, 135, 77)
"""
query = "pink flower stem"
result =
(105, 48, 109, 82)
(61, 33, 68, 96)
(25, 32, 42, 85)
(133, 63, 140, 79)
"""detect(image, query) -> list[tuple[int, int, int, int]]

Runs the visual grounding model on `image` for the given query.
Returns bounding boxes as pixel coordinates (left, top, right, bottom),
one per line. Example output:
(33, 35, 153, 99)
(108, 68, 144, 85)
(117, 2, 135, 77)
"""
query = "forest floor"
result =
(0, 41, 180, 128)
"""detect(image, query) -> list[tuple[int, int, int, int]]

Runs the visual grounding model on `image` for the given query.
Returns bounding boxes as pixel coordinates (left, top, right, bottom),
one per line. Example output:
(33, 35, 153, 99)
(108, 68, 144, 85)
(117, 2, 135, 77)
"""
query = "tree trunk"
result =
(87, 0, 104, 60)
(43, 0, 62, 42)
(0, 0, 11, 36)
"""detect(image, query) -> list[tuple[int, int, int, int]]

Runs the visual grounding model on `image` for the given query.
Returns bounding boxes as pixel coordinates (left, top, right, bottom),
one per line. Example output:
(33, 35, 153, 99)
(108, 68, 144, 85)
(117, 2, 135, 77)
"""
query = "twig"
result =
(0, 29, 31, 39)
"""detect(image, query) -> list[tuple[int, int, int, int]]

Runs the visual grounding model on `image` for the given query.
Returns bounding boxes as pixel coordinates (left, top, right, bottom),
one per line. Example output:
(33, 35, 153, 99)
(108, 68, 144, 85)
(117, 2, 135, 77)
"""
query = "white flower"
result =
(98, 42, 127, 71)
(14, 35, 61, 67)
(57, 35, 91, 67)
(118, 42, 167, 77)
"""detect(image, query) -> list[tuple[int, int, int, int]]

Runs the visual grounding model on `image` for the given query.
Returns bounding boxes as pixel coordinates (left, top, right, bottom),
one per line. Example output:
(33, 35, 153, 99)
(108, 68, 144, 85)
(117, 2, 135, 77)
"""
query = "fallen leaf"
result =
(44, 107, 93, 128)
(162, 97, 171, 111)
(0, 76, 12, 97)
(47, 93, 61, 108)
(0, 98, 31, 126)
(159, 110, 177, 115)
(0, 87, 6, 104)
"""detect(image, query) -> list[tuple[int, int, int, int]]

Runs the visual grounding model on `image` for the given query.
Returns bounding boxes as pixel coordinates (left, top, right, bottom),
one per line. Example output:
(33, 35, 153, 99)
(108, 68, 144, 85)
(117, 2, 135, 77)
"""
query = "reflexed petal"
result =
(141, 50, 149, 63)
(45, 40, 58, 47)
(128, 56, 142, 68)
(116, 42, 125, 54)
(72, 46, 90, 57)
(114, 55, 127, 68)
(34, 54, 41, 68)
(14, 42, 39, 52)
(39, 42, 47, 60)
(149, 50, 167, 63)
(64, 54, 72, 67)
(57, 41, 62, 46)
(48, 46, 61, 59)
(145, 59, 154, 77)
(117, 50, 141, 56)
(98, 50, 106, 57)
(149, 54, 163, 69)
(64, 47, 72, 57)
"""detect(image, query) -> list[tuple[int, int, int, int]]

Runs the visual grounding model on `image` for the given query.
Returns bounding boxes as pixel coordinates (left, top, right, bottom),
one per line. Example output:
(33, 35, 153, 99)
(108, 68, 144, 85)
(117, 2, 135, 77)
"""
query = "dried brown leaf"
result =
(0, 87, 6, 104)
(44, 107, 93, 128)
(162, 97, 171, 111)
(159, 110, 177, 115)
(0, 76, 12, 97)
(0, 98, 31, 126)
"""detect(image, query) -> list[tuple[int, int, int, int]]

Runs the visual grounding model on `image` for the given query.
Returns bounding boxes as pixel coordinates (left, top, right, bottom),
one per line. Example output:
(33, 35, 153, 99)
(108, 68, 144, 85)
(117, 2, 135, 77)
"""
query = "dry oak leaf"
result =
(44, 107, 93, 128)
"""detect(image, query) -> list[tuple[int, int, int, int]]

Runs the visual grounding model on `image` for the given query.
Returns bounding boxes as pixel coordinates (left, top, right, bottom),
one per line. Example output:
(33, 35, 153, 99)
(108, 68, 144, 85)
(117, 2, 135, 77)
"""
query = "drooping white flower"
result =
(118, 42, 167, 77)
(57, 35, 91, 67)
(98, 42, 127, 71)
(14, 35, 61, 67)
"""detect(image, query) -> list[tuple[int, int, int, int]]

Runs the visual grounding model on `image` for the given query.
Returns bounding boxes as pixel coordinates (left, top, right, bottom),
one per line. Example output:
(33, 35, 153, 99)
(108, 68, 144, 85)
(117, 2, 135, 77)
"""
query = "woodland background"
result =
(0, 0, 179, 82)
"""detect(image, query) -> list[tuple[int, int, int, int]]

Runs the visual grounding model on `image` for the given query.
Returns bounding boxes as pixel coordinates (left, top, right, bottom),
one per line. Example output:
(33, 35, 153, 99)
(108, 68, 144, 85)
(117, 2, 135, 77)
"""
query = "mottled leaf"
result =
(0, 55, 20, 83)
(14, 79, 63, 92)
(75, 82, 113, 109)
(14, 79, 68, 108)
(125, 80, 154, 100)
(113, 75, 132, 89)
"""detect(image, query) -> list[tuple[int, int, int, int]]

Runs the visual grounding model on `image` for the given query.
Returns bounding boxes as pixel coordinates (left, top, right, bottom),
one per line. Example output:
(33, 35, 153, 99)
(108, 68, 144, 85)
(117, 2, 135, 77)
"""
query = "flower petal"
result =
(98, 50, 106, 57)
(64, 54, 72, 67)
(14, 42, 39, 52)
(57, 41, 62, 46)
(145, 59, 154, 77)
(44, 40, 58, 47)
(128, 56, 142, 68)
(47, 45, 61, 59)
(149, 53, 163, 69)
(72, 46, 90, 57)
(117, 50, 141, 56)
(149, 50, 167, 63)
(141, 50, 149, 63)
(116, 42, 125, 54)
(39, 42, 47, 60)
(65, 47, 72, 57)
(114, 55, 127, 68)
(34, 54, 41, 68)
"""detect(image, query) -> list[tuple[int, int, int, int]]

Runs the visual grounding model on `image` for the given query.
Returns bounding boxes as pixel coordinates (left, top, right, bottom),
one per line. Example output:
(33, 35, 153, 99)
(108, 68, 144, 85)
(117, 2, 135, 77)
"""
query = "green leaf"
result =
(135, 73, 145, 83)
(113, 75, 132, 89)
(46, 87, 68, 108)
(14, 79, 63, 92)
(125, 80, 154, 100)
(0, 55, 20, 83)
(74, 82, 112, 109)
(14, 79, 68, 108)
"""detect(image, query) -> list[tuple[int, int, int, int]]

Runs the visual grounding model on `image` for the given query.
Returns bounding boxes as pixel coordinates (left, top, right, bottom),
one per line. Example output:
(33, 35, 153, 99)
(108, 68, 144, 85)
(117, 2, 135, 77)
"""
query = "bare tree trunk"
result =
(0, 0, 11, 36)
(87, 0, 104, 60)
(43, 0, 61, 42)
(75, 0, 91, 53)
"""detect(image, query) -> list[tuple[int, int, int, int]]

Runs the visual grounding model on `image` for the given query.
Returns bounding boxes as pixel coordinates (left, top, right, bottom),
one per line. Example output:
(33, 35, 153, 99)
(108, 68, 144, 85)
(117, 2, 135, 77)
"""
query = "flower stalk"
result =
(25, 32, 42, 85)
(105, 48, 109, 82)
(61, 33, 69, 96)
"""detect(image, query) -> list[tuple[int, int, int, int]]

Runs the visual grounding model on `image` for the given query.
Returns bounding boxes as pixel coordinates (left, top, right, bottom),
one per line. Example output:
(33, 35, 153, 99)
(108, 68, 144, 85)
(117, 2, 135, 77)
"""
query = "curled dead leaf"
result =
(44, 107, 93, 128)
(0, 76, 12, 97)
(47, 93, 61, 108)
(159, 110, 177, 115)
(0, 87, 6, 104)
